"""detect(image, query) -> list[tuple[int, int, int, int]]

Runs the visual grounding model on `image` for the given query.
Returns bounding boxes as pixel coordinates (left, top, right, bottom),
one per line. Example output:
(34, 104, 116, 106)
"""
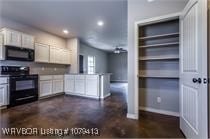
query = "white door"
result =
(35, 43, 50, 63)
(0, 85, 8, 106)
(65, 75, 75, 93)
(53, 80, 64, 94)
(39, 80, 53, 97)
(180, 0, 208, 138)
(22, 33, 34, 49)
(85, 75, 98, 97)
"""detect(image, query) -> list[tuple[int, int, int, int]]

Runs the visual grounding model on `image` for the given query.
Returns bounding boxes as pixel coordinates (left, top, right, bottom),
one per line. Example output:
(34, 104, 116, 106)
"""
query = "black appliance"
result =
(0, 66, 38, 107)
(5, 45, 34, 61)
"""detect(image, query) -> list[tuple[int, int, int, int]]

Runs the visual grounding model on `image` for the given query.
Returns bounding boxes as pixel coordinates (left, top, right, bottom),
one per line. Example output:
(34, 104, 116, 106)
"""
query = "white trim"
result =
(100, 93, 111, 99)
(135, 12, 181, 26)
(126, 113, 138, 119)
(139, 107, 180, 117)
(134, 13, 182, 121)
(65, 93, 99, 99)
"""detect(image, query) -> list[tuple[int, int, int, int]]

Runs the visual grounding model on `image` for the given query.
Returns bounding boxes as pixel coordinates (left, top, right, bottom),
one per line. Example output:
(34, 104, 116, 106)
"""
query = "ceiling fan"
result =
(113, 46, 127, 54)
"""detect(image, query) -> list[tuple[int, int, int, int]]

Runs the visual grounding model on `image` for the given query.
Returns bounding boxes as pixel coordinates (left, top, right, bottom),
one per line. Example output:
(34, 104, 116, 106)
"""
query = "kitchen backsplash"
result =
(0, 60, 70, 75)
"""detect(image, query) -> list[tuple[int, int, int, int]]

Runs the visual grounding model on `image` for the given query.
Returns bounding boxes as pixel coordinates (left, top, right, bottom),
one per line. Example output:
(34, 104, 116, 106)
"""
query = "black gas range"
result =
(0, 66, 38, 107)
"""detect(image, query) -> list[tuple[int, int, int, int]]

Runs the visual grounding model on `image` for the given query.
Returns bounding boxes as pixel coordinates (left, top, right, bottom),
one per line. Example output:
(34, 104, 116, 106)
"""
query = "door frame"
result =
(133, 13, 181, 120)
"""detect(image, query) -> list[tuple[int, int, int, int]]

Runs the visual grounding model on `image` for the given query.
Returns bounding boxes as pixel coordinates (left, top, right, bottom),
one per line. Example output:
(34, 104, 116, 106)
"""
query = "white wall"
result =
(127, 0, 188, 116)
(80, 43, 108, 73)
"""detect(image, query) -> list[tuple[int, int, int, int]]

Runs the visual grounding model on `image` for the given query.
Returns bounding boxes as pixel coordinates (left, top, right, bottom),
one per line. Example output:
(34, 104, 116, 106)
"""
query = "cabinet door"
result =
(4, 29, 21, 47)
(22, 33, 34, 49)
(53, 80, 64, 94)
(39, 80, 53, 97)
(0, 33, 5, 60)
(85, 75, 99, 97)
(0, 85, 8, 106)
(64, 76, 75, 93)
(50, 47, 61, 64)
(74, 75, 85, 94)
(35, 43, 50, 63)
(62, 50, 71, 65)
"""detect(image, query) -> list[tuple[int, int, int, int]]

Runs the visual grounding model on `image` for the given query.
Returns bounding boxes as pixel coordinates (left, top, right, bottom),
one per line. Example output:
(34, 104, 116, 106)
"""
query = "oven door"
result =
(9, 75, 38, 107)
(5, 45, 34, 61)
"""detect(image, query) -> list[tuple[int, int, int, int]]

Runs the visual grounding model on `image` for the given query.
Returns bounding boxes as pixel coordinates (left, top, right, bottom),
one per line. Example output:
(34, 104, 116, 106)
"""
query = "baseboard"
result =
(65, 92, 100, 100)
(100, 93, 111, 99)
(126, 113, 138, 119)
(139, 107, 180, 117)
(39, 92, 65, 100)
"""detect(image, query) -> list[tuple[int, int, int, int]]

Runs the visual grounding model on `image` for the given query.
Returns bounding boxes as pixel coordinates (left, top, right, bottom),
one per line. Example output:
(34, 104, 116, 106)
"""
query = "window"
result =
(88, 56, 95, 74)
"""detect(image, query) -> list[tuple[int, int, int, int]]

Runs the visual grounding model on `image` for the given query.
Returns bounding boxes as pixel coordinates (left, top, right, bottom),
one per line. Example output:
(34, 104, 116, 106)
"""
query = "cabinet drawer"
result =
(39, 75, 53, 81)
(53, 75, 64, 80)
(0, 78, 8, 84)
(86, 75, 98, 80)
(75, 75, 85, 80)
(65, 75, 74, 79)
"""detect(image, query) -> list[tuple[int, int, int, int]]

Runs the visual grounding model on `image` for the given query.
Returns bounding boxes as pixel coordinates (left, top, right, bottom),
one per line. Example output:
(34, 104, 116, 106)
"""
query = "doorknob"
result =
(192, 78, 202, 84)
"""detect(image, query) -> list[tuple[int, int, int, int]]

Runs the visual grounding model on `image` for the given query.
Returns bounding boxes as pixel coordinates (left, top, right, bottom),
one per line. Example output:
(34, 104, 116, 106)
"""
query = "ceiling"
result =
(0, 0, 127, 51)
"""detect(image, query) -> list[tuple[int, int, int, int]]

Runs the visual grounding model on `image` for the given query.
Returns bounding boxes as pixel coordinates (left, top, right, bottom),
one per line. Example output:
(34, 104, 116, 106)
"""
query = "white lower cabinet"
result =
(0, 84, 8, 106)
(0, 77, 9, 107)
(39, 75, 64, 98)
(64, 75, 74, 94)
(64, 75, 100, 98)
(74, 75, 85, 95)
(85, 75, 99, 97)
(39, 80, 53, 97)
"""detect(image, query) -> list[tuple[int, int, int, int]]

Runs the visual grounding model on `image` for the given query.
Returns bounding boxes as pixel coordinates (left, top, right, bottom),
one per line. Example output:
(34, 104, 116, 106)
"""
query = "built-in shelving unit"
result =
(137, 18, 180, 115)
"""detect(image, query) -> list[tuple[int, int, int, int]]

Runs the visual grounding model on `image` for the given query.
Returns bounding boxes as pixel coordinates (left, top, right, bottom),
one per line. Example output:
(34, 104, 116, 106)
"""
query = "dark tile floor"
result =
(0, 83, 184, 138)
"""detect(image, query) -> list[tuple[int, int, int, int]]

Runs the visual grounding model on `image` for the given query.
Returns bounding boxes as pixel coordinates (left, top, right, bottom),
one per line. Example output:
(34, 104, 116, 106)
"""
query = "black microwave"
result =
(5, 45, 34, 61)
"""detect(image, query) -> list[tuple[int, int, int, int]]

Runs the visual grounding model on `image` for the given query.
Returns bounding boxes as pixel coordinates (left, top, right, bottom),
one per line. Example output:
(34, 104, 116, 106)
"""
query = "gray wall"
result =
(80, 43, 108, 73)
(108, 52, 127, 82)
(127, 0, 188, 116)
(0, 17, 70, 75)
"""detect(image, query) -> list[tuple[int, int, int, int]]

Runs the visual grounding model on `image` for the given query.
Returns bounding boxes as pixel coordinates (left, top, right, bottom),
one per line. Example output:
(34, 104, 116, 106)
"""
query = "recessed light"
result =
(148, 0, 155, 2)
(97, 21, 104, 26)
(63, 29, 69, 34)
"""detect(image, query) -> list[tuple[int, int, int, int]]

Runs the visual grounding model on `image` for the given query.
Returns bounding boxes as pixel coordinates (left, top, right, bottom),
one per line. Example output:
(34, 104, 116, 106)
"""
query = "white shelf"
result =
(138, 74, 179, 79)
(139, 42, 179, 48)
(139, 55, 179, 61)
(139, 32, 179, 40)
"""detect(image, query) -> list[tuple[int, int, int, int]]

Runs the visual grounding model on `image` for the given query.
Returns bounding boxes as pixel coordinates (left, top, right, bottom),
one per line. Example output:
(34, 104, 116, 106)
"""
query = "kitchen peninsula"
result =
(64, 73, 111, 99)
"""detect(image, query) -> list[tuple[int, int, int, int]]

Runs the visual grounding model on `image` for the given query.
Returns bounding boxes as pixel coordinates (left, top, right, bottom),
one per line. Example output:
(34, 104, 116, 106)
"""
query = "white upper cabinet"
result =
(1, 28, 21, 47)
(50, 46, 71, 65)
(0, 33, 5, 60)
(62, 49, 71, 65)
(21, 33, 34, 49)
(35, 43, 50, 63)
(50, 46, 59, 63)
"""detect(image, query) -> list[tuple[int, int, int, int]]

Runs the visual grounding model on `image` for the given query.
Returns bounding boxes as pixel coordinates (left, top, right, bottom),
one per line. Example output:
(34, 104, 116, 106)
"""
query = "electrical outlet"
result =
(54, 68, 57, 71)
(41, 67, 45, 71)
(157, 97, 161, 103)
